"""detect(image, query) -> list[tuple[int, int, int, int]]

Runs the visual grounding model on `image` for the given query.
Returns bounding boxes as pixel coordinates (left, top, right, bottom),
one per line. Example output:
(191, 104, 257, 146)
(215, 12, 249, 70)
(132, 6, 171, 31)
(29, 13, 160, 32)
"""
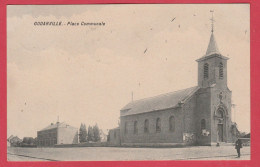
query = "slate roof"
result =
(120, 86, 199, 116)
(196, 32, 228, 62)
(206, 33, 220, 57)
(39, 122, 77, 131)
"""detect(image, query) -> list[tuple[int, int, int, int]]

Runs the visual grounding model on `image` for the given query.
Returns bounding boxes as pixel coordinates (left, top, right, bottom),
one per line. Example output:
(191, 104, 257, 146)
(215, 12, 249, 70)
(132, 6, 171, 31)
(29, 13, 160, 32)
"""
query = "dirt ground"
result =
(7, 146, 250, 161)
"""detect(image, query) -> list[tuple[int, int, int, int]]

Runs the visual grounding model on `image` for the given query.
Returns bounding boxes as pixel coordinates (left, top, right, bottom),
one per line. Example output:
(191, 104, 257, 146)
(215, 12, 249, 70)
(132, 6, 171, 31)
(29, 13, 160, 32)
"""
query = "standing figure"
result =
(235, 139, 243, 158)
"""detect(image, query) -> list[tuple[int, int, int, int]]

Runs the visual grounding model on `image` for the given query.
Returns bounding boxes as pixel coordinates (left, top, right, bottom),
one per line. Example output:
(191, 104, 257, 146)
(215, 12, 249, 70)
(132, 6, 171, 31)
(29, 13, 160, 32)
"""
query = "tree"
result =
(93, 123, 101, 142)
(79, 123, 83, 142)
(83, 124, 88, 142)
(79, 123, 88, 143)
(239, 131, 247, 138)
(87, 126, 94, 142)
(22, 137, 34, 145)
(33, 137, 38, 145)
(28, 137, 34, 145)
(22, 137, 29, 144)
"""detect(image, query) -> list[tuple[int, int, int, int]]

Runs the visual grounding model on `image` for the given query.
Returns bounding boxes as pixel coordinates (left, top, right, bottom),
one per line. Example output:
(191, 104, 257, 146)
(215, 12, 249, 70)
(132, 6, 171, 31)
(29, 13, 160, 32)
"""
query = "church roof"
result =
(196, 32, 229, 62)
(39, 122, 77, 131)
(206, 32, 220, 56)
(120, 86, 199, 116)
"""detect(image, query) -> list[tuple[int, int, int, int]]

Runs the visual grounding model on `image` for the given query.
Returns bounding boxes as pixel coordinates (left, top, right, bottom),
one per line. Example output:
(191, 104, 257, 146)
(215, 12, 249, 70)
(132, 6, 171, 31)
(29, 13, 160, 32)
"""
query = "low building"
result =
(37, 122, 78, 147)
(7, 136, 22, 147)
(108, 128, 120, 146)
(7, 135, 13, 147)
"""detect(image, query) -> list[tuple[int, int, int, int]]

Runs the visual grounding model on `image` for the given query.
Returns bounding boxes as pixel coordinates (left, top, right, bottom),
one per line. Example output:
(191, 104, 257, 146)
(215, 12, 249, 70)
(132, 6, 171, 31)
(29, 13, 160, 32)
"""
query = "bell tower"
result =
(196, 11, 229, 89)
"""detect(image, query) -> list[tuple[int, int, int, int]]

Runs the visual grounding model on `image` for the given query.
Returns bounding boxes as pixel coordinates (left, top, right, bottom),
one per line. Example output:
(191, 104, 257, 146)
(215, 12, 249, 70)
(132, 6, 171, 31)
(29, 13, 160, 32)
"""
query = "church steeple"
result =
(196, 11, 229, 88)
(206, 33, 220, 56)
(205, 10, 220, 57)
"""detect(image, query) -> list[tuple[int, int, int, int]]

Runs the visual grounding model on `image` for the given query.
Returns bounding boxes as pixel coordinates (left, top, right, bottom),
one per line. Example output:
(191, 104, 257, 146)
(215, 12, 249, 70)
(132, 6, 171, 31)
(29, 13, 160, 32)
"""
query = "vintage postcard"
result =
(6, 4, 250, 161)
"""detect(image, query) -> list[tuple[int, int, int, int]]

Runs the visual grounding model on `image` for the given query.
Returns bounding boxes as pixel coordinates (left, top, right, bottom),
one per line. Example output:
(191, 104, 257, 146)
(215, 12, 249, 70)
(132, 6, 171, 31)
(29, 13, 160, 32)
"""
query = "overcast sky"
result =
(7, 4, 250, 138)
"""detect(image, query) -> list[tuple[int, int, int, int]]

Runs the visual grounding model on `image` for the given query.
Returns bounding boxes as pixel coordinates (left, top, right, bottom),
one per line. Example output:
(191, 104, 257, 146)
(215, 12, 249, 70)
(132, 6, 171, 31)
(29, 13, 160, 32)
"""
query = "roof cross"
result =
(210, 10, 215, 33)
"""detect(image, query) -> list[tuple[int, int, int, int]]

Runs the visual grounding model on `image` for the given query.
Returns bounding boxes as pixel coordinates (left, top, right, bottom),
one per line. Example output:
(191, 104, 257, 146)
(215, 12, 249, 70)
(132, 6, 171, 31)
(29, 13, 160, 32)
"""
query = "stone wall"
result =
(195, 87, 212, 145)
(58, 126, 78, 144)
(210, 86, 233, 143)
(182, 93, 197, 134)
(54, 142, 108, 148)
(120, 107, 184, 144)
(37, 128, 58, 147)
(197, 55, 228, 89)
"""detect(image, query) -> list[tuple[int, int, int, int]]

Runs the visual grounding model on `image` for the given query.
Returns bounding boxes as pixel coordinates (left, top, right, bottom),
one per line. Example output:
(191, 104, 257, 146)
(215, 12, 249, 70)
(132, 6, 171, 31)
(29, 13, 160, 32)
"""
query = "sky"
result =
(7, 4, 250, 138)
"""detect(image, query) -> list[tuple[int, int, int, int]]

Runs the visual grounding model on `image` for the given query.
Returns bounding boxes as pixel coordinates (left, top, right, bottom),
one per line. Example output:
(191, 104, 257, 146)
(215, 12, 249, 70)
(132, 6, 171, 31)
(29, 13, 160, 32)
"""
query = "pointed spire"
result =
(206, 33, 220, 56)
(205, 10, 220, 56)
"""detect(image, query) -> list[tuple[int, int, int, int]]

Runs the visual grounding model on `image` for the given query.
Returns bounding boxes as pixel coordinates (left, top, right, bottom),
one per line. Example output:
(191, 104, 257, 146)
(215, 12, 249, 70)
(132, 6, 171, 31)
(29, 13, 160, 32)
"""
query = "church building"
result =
(109, 18, 238, 147)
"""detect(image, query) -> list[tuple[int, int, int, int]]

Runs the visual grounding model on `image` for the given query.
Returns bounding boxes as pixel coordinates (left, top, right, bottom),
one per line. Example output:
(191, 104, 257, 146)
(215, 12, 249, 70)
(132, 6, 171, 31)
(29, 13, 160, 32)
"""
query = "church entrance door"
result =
(218, 124, 224, 142)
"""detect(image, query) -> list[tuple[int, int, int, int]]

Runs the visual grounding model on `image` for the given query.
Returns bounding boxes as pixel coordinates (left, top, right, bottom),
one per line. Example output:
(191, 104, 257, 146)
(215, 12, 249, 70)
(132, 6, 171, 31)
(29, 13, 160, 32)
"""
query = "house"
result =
(7, 135, 22, 147)
(37, 121, 78, 147)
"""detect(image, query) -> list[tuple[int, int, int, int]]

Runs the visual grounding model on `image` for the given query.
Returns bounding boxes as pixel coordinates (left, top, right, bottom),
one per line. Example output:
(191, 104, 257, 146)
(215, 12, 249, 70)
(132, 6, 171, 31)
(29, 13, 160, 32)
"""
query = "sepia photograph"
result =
(6, 4, 250, 161)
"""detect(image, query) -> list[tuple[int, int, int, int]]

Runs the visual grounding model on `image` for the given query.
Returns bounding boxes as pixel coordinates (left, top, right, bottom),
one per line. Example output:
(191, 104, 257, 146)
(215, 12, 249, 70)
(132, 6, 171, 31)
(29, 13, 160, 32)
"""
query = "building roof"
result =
(9, 136, 22, 142)
(205, 32, 220, 57)
(7, 135, 14, 141)
(39, 122, 77, 131)
(196, 32, 229, 62)
(120, 86, 199, 116)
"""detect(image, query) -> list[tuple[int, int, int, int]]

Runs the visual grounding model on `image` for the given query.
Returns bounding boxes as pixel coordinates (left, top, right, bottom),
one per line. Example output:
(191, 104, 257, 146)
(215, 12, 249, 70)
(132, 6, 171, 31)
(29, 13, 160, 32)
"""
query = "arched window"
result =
(201, 119, 206, 130)
(144, 119, 149, 133)
(124, 122, 128, 134)
(204, 63, 209, 79)
(134, 121, 138, 134)
(156, 118, 161, 132)
(219, 62, 224, 79)
(169, 116, 175, 132)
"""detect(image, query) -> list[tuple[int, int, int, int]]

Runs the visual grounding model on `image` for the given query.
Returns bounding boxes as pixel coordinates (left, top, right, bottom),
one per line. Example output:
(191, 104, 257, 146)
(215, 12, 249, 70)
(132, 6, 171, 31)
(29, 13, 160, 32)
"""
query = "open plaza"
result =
(7, 146, 250, 161)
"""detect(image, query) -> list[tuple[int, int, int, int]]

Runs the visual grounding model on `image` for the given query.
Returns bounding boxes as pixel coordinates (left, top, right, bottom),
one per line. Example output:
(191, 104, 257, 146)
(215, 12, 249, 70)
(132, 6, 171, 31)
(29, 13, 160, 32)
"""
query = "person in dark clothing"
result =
(235, 139, 243, 158)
